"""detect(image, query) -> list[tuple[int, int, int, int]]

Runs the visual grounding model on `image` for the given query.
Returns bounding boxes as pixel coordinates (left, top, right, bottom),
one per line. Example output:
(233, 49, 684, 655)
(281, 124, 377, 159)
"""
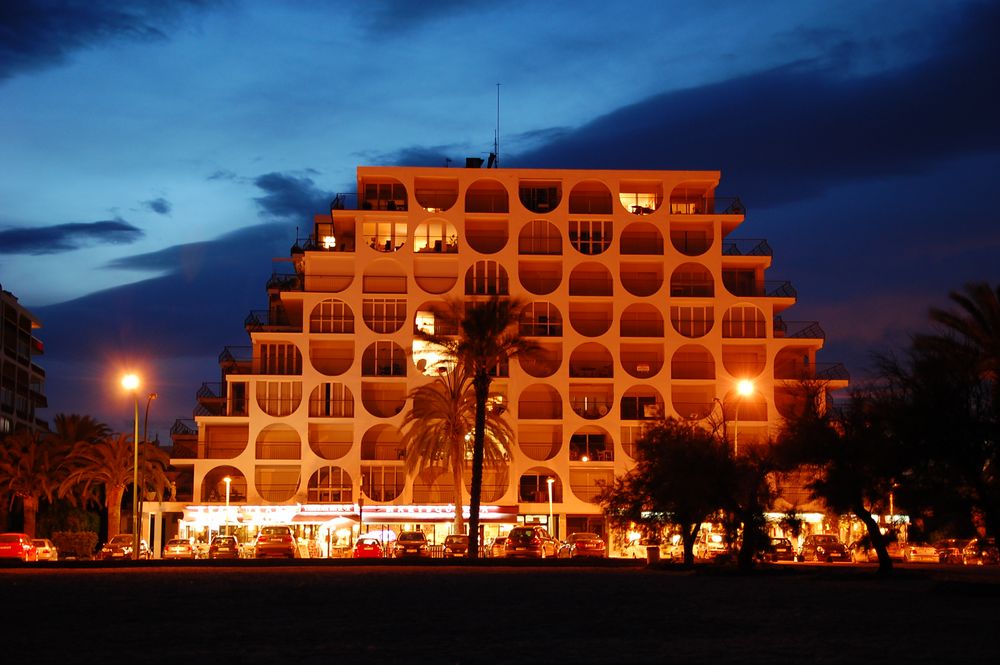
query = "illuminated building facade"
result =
(167, 165, 847, 555)
(0, 284, 46, 437)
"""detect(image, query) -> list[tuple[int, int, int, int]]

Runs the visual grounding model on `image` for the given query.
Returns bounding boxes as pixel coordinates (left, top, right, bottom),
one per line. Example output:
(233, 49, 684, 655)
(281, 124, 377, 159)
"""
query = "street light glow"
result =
(121, 373, 140, 391)
(737, 379, 754, 396)
(121, 373, 142, 560)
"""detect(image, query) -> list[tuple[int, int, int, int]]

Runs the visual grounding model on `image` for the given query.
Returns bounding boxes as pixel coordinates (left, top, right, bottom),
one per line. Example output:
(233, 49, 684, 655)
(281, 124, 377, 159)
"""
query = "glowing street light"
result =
(121, 373, 141, 560)
(712, 379, 755, 456)
(224, 476, 232, 536)
(734, 380, 754, 456)
(546, 477, 555, 537)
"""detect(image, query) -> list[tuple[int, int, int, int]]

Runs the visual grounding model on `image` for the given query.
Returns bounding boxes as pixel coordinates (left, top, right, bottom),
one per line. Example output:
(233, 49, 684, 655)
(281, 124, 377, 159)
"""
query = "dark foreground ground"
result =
(2, 560, 999, 664)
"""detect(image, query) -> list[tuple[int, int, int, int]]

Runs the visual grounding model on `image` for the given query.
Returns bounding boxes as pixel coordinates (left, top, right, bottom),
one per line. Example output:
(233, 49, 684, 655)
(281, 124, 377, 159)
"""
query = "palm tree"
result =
(399, 366, 514, 533)
(0, 429, 67, 537)
(418, 296, 537, 558)
(921, 281, 1000, 408)
(52, 413, 111, 448)
(59, 433, 171, 538)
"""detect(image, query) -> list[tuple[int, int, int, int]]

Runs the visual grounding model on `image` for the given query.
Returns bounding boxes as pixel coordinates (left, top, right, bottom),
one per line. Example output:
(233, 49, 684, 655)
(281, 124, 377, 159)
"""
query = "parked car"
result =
(503, 526, 559, 559)
(488, 536, 507, 558)
(163, 538, 196, 560)
(97, 534, 150, 560)
(798, 534, 849, 562)
(693, 531, 728, 560)
(758, 537, 795, 562)
(0, 533, 37, 562)
(209, 535, 241, 560)
(443, 534, 470, 558)
(392, 531, 430, 558)
(557, 532, 607, 558)
(353, 536, 385, 559)
(848, 537, 906, 563)
(31, 538, 58, 562)
(934, 538, 968, 564)
(962, 537, 999, 566)
(254, 525, 297, 558)
(898, 541, 939, 563)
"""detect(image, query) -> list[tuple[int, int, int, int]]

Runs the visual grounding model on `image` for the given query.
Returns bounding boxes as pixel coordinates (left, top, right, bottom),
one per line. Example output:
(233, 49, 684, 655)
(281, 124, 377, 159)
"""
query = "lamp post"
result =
(138, 392, 156, 554)
(734, 380, 754, 457)
(712, 379, 755, 456)
(224, 476, 232, 536)
(546, 477, 555, 537)
(121, 373, 141, 561)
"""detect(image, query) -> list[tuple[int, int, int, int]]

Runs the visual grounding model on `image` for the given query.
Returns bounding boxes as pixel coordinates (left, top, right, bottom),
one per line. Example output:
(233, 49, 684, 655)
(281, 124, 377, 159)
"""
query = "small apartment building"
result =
(168, 165, 847, 556)
(0, 284, 47, 437)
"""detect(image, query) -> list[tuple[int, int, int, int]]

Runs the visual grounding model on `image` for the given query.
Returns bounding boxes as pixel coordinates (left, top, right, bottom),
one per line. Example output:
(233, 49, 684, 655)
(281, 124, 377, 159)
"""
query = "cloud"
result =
(0, 0, 219, 82)
(355, 0, 511, 35)
(253, 171, 337, 223)
(0, 218, 143, 255)
(34, 221, 292, 435)
(507, 1, 1000, 209)
(142, 197, 171, 215)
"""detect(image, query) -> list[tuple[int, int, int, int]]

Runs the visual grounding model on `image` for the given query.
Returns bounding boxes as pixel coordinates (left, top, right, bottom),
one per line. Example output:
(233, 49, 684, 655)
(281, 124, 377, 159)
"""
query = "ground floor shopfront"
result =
(141, 502, 595, 558)
(140, 500, 905, 560)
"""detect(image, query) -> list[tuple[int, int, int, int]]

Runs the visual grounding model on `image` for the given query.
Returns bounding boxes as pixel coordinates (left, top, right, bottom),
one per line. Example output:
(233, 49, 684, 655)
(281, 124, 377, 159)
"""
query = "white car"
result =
(32, 538, 58, 561)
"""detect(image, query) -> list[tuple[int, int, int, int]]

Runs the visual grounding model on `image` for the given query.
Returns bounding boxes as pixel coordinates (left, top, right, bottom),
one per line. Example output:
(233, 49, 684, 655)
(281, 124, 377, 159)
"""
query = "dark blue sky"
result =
(1, 0, 998, 439)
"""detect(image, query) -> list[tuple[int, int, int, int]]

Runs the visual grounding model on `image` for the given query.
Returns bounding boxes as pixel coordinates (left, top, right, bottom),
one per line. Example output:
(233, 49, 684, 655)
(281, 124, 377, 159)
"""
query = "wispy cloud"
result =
(508, 2, 1000, 209)
(142, 197, 171, 215)
(0, 218, 143, 255)
(0, 0, 220, 82)
(253, 171, 337, 223)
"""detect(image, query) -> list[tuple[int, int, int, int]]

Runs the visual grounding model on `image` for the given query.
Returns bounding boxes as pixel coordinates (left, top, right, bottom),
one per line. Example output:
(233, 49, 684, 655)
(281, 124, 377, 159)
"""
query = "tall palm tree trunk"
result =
(21, 494, 39, 538)
(467, 371, 490, 560)
(452, 459, 466, 534)
(106, 485, 125, 538)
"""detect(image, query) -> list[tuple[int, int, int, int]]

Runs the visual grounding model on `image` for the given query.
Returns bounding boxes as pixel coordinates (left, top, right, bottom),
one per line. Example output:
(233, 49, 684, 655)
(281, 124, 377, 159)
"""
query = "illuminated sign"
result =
(183, 503, 519, 524)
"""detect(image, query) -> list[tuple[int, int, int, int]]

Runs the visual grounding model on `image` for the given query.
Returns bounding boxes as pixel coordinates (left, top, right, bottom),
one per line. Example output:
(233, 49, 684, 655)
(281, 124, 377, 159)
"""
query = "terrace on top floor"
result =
(326, 174, 743, 217)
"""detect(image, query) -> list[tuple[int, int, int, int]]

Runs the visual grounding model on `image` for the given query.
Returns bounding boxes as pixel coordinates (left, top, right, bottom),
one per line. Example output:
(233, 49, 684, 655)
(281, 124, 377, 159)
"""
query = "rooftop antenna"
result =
(494, 82, 500, 168)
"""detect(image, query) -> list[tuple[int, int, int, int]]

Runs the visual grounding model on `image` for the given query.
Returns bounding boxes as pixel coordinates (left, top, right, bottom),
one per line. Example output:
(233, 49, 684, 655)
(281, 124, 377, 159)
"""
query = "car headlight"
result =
(817, 547, 826, 554)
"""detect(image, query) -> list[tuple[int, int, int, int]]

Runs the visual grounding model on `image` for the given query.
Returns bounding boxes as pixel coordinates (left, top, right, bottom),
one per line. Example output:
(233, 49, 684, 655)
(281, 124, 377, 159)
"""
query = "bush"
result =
(52, 531, 98, 559)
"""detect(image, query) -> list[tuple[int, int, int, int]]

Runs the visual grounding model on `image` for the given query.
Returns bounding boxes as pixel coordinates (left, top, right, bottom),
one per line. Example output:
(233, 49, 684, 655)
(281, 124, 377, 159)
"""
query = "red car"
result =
(353, 537, 384, 559)
(0, 533, 37, 562)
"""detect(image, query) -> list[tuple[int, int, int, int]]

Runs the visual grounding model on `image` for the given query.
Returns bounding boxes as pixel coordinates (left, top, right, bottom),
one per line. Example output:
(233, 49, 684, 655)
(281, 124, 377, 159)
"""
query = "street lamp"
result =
(138, 392, 157, 554)
(712, 380, 755, 456)
(121, 373, 141, 560)
(546, 477, 555, 537)
(224, 476, 232, 536)
(734, 380, 754, 456)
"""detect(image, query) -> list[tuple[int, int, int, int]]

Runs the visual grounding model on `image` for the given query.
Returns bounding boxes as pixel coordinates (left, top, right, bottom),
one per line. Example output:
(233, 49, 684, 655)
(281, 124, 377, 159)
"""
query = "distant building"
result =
(167, 165, 847, 556)
(0, 284, 47, 437)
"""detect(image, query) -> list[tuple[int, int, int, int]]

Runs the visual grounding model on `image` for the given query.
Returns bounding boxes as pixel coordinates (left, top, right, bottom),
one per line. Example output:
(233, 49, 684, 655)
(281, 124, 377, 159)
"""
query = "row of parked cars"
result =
(754, 534, 1000, 564)
(352, 527, 608, 560)
(0, 534, 59, 562)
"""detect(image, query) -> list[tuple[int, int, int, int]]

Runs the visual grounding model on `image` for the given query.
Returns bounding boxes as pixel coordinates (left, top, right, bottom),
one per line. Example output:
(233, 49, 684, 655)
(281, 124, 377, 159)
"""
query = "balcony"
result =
(244, 308, 297, 332)
(267, 272, 303, 292)
(569, 433, 613, 462)
(774, 320, 825, 339)
(723, 280, 797, 299)
(722, 239, 772, 256)
(669, 196, 744, 215)
(196, 382, 226, 416)
(569, 392, 613, 420)
(218, 346, 252, 374)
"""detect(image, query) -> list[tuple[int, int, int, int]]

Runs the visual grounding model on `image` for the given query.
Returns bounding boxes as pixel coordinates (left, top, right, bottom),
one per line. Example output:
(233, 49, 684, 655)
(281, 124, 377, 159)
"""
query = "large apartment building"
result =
(167, 164, 846, 556)
(0, 284, 46, 437)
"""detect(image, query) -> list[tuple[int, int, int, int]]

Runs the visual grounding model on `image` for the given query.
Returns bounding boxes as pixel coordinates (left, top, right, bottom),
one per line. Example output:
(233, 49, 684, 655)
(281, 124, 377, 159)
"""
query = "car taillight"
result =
(258, 535, 269, 543)
(531, 537, 541, 546)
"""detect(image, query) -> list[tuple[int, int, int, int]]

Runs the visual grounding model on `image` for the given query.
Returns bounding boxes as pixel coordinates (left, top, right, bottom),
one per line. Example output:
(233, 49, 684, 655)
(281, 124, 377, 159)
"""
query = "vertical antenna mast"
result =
(495, 82, 500, 168)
